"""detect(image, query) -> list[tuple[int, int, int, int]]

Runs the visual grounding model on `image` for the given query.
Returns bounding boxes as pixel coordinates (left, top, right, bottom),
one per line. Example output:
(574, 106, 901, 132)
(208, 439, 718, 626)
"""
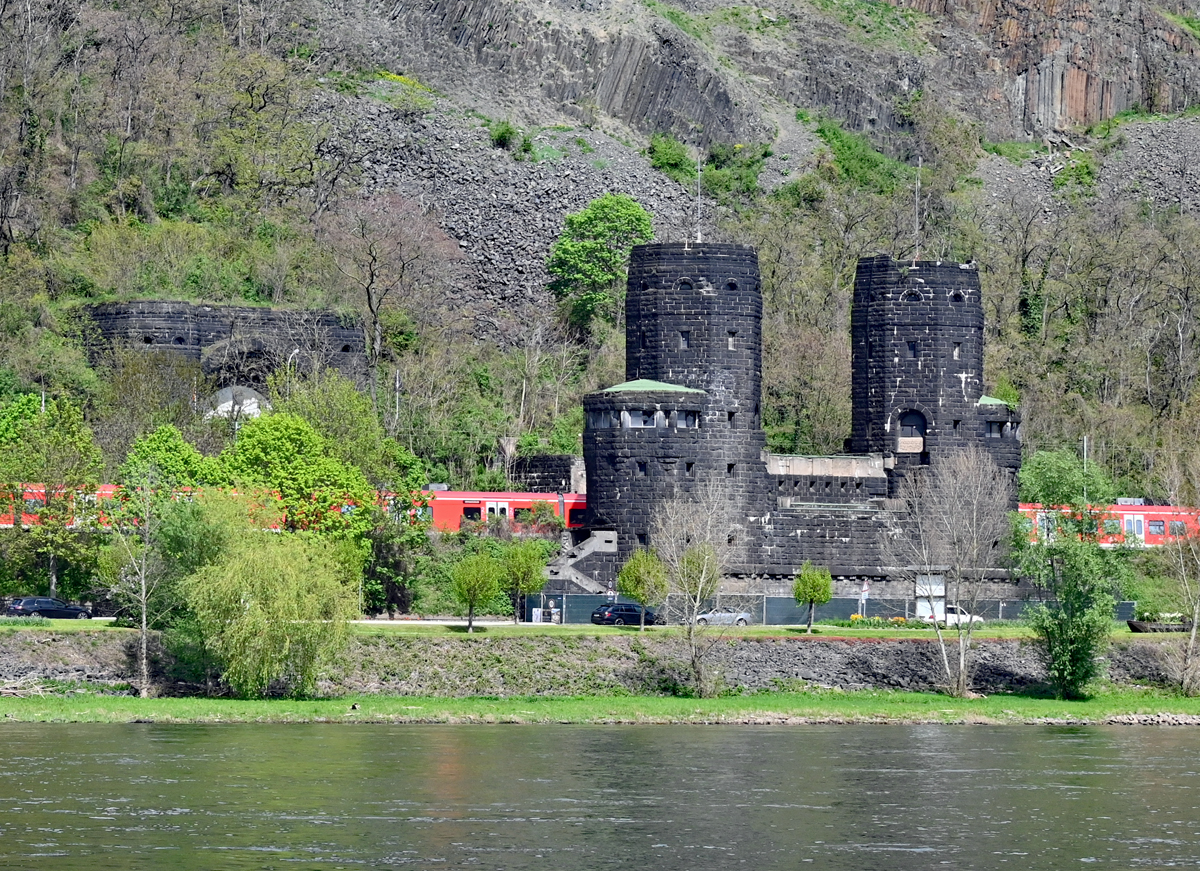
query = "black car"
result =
(5, 597, 92, 619)
(591, 603, 663, 626)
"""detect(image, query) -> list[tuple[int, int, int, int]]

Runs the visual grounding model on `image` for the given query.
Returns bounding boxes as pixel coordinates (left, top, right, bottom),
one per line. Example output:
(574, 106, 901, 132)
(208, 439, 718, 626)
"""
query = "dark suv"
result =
(591, 603, 663, 626)
(5, 597, 92, 619)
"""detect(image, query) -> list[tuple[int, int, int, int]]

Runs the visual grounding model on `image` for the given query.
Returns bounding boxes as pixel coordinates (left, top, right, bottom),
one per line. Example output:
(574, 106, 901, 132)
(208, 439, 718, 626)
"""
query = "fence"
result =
(524, 595, 1136, 625)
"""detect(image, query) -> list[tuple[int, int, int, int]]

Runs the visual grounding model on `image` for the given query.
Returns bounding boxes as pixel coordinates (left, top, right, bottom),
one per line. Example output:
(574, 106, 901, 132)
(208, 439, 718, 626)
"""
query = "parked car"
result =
(5, 597, 92, 619)
(921, 604, 983, 627)
(694, 607, 752, 626)
(591, 603, 662, 626)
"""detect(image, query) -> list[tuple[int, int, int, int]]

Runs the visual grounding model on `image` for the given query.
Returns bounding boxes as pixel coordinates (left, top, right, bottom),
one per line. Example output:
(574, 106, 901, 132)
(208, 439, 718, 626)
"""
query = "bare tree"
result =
(319, 193, 462, 411)
(881, 446, 1013, 697)
(651, 478, 736, 697)
(1157, 531, 1200, 695)
(99, 474, 175, 698)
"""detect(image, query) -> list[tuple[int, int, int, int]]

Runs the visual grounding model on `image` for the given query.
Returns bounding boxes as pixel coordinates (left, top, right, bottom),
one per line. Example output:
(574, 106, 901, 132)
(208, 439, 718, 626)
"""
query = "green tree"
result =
(183, 531, 361, 698)
(546, 193, 653, 335)
(120, 424, 218, 487)
(450, 553, 503, 633)
(792, 561, 833, 634)
(500, 539, 549, 623)
(617, 547, 669, 631)
(1016, 449, 1129, 698)
(218, 413, 375, 540)
(0, 397, 103, 598)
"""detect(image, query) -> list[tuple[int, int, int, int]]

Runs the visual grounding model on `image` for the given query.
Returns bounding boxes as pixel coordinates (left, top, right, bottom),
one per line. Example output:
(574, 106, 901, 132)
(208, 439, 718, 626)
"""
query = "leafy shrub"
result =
(815, 120, 913, 194)
(648, 133, 696, 185)
(489, 120, 519, 150)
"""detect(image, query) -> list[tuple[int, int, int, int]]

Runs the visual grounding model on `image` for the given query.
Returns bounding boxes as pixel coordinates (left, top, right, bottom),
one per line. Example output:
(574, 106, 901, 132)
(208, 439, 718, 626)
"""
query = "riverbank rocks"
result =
(0, 632, 1182, 699)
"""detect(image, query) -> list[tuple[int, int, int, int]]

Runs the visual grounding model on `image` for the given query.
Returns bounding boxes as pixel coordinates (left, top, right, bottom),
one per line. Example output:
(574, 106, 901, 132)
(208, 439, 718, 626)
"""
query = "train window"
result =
(567, 508, 586, 526)
(1125, 518, 1144, 536)
(1171, 521, 1188, 536)
(1148, 520, 1165, 536)
(1104, 519, 1121, 534)
(462, 507, 481, 521)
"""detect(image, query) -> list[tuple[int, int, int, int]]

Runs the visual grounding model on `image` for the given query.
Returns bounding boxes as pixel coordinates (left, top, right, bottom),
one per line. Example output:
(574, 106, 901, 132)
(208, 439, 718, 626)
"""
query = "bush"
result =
(648, 133, 696, 185)
(490, 121, 519, 150)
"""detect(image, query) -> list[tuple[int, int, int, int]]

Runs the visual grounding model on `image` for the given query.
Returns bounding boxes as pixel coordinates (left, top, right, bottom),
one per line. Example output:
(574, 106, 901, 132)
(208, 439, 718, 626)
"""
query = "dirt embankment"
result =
(0, 630, 1176, 697)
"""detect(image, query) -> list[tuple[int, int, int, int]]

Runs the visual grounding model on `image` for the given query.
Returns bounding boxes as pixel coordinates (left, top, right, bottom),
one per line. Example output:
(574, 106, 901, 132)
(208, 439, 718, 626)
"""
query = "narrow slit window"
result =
(726, 463, 736, 476)
(727, 330, 737, 350)
(680, 331, 690, 349)
(953, 342, 961, 360)
(907, 341, 917, 359)
(685, 462, 695, 478)
(636, 461, 647, 477)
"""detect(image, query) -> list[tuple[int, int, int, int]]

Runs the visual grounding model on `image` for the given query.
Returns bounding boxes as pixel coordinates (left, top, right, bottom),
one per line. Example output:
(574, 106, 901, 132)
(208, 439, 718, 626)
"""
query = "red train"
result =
(4, 483, 1197, 547)
(1018, 502, 1200, 547)
(421, 490, 588, 532)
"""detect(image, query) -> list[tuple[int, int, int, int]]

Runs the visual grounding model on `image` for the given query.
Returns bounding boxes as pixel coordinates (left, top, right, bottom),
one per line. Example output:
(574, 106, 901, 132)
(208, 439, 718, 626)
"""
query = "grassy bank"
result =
(3, 687, 1199, 725)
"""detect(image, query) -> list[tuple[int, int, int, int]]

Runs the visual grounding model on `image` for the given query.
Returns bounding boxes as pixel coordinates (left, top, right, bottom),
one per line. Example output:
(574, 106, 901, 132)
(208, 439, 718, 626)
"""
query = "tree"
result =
(184, 531, 361, 698)
(218, 413, 375, 540)
(792, 561, 832, 634)
(120, 424, 218, 487)
(1016, 449, 1130, 699)
(651, 481, 735, 696)
(500, 539, 549, 623)
(450, 553, 502, 633)
(0, 396, 103, 598)
(1155, 529, 1200, 695)
(97, 472, 177, 697)
(546, 193, 653, 335)
(617, 547, 669, 631)
(320, 193, 462, 411)
(882, 447, 1014, 696)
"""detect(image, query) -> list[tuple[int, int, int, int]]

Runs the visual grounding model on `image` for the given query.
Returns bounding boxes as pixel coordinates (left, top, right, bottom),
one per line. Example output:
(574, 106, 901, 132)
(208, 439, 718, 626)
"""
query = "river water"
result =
(0, 724, 1198, 870)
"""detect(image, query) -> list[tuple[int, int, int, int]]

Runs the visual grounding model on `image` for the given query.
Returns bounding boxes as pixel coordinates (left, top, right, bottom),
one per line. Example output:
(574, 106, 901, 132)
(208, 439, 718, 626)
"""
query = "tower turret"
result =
(582, 243, 767, 565)
(850, 255, 1019, 493)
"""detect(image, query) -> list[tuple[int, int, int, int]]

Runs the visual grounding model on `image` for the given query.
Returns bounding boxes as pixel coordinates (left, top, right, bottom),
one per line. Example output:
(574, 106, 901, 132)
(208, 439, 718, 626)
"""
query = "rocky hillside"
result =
(353, 0, 1200, 146)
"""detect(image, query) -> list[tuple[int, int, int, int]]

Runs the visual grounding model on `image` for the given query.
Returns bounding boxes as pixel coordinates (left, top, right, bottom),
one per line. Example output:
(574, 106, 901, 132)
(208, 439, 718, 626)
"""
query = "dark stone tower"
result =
(849, 255, 1020, 494)
(582, 243, 768, 567)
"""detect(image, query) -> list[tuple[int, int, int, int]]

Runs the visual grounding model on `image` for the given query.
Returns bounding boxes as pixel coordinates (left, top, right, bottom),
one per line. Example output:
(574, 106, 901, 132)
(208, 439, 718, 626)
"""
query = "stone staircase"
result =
(545, 530, 618, 594)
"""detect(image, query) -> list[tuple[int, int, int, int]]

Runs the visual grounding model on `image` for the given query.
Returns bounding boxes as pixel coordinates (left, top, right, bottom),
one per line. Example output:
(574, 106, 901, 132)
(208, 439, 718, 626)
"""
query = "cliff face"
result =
(902, 0, 1200, 132)
(370, 0, 1200, 143)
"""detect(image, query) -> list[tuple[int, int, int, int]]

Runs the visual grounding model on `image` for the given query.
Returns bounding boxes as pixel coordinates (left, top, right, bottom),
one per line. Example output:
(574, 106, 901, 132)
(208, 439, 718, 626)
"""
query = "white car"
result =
(694, 607, 752, 626)
(922, 605, 984, 626)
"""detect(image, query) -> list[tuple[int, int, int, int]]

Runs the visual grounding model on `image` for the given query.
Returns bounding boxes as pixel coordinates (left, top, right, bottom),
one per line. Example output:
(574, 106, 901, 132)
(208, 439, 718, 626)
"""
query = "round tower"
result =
(583, 243, 768, 565)
(849, 255, 1020, 493)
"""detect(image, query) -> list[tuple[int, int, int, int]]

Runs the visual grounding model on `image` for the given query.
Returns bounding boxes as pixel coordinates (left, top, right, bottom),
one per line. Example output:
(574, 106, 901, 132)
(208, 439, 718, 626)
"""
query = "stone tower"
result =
(849, 255, 1020, 494)
(582, 243, 768, 567)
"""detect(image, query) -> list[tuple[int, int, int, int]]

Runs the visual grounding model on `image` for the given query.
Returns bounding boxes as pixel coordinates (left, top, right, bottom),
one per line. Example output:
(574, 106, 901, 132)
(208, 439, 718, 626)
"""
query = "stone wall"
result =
(510, 455, 586, 494)
(84, 301, 365, 388)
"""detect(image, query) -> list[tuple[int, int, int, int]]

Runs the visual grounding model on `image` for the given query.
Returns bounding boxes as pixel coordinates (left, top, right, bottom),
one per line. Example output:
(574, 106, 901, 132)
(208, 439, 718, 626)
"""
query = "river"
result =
(0, 724, 1197, 869)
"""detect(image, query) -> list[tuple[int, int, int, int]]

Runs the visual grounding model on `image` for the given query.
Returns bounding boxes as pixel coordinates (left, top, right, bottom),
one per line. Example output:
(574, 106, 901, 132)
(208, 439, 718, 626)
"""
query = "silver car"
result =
(695, 607, 752, 626)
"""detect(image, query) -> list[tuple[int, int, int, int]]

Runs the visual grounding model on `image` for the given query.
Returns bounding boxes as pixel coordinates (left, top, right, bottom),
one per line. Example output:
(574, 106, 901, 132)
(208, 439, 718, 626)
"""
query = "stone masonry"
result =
(558, 244, 1022, 598)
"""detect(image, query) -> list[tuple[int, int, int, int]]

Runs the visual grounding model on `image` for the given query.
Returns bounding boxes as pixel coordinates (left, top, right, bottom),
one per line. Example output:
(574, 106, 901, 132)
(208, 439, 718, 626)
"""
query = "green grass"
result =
(2, 686, 1197, 724)
(982, 140, 1046, 164)
(815, 120, 914, 194)
(807, 0, 928, 53)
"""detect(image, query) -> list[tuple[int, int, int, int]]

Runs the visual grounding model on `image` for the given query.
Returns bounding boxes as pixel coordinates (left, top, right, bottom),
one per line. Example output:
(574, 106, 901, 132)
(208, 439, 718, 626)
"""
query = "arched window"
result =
(898, 411, 926, 453)
(901, 290, 923, 302)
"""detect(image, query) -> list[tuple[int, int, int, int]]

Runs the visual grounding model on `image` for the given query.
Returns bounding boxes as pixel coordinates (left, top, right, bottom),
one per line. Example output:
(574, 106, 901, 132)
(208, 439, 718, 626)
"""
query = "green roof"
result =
(601, 379, 706, 394)
(978, 395, 1008, 405)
